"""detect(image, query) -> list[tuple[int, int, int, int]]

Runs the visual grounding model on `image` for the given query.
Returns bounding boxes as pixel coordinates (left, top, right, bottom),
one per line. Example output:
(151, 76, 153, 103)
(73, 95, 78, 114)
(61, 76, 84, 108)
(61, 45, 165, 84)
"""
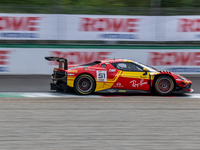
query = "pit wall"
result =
(0, 45, 200, 74)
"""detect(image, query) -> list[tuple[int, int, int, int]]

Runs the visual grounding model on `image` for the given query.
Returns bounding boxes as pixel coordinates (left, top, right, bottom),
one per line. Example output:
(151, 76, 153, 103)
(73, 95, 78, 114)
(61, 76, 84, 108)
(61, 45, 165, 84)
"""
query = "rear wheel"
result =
(74, 74, 96, 95)
(154, 75, 174, 95)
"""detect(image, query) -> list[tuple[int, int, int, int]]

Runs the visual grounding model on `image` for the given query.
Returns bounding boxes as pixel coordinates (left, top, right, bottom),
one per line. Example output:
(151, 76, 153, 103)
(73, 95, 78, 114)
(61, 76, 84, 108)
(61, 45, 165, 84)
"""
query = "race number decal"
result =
(97, 70, 107, 82)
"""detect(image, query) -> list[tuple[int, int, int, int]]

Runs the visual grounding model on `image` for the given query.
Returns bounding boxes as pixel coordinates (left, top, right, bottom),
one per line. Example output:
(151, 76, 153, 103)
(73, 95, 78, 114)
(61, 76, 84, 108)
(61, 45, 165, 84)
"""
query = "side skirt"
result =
(96, 89, 151, 94)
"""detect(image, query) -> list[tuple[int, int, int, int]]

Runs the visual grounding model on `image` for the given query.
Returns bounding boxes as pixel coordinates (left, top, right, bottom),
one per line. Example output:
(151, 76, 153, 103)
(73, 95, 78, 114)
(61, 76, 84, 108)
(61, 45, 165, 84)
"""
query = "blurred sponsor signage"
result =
(49, 51, 111, 65)
(0, 48, 200, 74)
(59, 15, 156, 41)
(2, 14, 200, 41)
(165, 16, 200, 41)
(148, 52, 200, 66)
(0, 50, 10, 72)
(147, 51, 200, 73)
(0, 14, 57, 40)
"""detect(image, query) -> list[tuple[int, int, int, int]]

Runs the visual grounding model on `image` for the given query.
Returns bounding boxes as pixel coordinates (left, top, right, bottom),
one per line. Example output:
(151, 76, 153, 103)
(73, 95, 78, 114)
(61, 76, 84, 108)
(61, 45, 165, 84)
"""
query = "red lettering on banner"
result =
(177, 19, 200, 32)
(148, 52, 200, 66)
(49, 51, 111, 65)
(194, 52, 200, 65)
(0, 17, 40, 31)
(113, 18, 123, 32)
(79, 18, 140, 32)
(0, 51, 10, 65)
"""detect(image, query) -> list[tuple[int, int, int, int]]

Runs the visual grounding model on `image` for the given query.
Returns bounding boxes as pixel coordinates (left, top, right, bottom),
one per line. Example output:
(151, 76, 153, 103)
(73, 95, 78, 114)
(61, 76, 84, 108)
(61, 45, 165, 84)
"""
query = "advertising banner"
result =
(1, 14, 200, 41)
(0, 13, 57, 40)
(59, 15, 156, 41)
(1, 48, 200, 74)
(165, 16, 200, 41)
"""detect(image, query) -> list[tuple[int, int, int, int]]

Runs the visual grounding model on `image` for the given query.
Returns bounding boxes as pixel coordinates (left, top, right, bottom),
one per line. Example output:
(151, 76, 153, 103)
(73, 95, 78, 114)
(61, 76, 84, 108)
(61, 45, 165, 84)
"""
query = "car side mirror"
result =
(143, 68, 148, 75)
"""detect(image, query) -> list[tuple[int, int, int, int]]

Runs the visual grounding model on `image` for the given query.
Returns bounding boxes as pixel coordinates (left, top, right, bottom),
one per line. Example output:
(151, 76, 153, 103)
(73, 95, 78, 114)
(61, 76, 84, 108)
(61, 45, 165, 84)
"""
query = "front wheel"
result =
(154, 75, 174, 96)
(74, 74, 96, 95)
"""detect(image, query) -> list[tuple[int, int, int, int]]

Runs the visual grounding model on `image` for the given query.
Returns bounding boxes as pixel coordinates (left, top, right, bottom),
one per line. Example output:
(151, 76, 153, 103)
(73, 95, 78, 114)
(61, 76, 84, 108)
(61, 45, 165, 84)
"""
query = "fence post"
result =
(150, 0, 161, 15)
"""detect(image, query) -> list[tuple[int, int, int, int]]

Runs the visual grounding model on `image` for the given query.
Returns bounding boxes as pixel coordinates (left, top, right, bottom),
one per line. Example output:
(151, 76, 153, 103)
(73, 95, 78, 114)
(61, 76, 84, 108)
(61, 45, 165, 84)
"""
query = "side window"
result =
(129, 63, 143, 71)
(117, 63, 127, 70)
(112, 62, 143, 72)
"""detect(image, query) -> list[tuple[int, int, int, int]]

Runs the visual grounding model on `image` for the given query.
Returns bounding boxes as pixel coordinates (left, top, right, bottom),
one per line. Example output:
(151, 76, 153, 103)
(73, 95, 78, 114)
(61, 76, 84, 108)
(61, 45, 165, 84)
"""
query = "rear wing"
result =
(45, 57, 68, 70)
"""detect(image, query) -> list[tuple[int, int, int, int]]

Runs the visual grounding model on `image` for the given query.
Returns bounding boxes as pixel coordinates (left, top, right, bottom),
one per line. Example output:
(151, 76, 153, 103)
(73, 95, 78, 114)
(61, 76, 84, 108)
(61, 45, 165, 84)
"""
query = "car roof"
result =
(101, 58, 134, 64)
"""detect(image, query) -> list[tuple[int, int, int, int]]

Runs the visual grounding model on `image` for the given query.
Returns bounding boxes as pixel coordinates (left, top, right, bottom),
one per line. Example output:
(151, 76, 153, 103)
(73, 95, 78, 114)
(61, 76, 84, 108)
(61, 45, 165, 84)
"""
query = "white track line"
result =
(0, 92, 101, 98)
(0, 92, 200, 98)
(183, 93, 200, 98)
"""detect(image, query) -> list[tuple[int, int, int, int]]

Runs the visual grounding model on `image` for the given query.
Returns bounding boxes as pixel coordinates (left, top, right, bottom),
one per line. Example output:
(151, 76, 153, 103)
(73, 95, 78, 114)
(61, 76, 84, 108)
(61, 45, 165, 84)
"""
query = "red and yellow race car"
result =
(45, 57, 193, 95)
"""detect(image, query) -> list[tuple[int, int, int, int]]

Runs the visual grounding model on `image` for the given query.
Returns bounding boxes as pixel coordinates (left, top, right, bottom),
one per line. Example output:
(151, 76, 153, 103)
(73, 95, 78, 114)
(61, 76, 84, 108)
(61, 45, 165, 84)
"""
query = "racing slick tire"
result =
(74, 74, 96, 95)
(154, 75, 174, 96)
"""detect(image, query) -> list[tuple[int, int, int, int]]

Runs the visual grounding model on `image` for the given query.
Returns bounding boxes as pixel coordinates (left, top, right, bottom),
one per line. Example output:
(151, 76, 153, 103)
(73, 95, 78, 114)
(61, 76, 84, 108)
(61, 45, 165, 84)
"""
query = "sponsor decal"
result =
(122, 74, 139, 78)
(50, 51, 111, 65)
(97, 70, 107, 82)
(148, 52, 200, 66)
(119, 90, 126, 92)
(79, 17, 140, 40)
(109, 69, 116, 72)
(67, 73, 75, 76)
(113, 83, 124, 88)
(0, 16, 40, 38)
(108, 89, 116, 93)
(68, 70, 77, 73)
(130, 79, 147, 88)
(87, 69, 96, 71)
(0, 50, 10, 72)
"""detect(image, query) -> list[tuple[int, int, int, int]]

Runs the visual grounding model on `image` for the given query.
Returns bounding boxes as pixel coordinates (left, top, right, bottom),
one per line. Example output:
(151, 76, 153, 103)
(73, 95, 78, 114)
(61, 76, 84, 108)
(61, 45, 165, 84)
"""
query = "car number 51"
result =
(97, 71, 107, 82)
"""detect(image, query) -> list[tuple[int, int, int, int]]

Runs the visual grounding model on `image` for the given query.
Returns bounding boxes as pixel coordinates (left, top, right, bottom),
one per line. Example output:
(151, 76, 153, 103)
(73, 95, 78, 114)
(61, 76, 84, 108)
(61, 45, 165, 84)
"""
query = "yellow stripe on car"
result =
(95, 70, 122, 92)
(121, 71, 150, 79)
(67, 76, 76, 87)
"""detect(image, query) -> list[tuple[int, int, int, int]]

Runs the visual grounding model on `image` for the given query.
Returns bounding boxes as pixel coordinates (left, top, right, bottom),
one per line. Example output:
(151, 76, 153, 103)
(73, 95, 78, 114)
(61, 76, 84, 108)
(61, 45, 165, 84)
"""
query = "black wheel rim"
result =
(77, 77, 93, 93)
(157, 78, 172, 93)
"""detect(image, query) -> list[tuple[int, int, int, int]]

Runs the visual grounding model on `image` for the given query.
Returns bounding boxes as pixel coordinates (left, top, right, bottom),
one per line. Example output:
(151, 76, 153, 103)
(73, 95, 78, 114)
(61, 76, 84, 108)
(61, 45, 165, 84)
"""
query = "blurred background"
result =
(0, 0, 200, 75)
(1, 0, 200, 45)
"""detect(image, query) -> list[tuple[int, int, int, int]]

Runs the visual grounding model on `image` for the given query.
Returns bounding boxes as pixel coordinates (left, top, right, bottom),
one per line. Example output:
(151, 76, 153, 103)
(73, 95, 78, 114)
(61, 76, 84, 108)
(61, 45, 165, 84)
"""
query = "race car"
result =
(45, 57, 193, 95)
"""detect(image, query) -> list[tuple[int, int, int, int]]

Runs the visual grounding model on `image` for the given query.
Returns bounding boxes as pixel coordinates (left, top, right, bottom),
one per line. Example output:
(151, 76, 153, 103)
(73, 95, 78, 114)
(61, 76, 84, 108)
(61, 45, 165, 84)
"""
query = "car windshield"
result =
(134, 62, 158, 72)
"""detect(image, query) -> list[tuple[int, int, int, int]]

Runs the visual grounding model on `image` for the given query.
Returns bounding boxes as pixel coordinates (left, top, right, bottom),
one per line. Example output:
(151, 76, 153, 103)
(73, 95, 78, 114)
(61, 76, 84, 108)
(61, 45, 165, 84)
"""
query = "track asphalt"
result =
(0, 75, 200, 149)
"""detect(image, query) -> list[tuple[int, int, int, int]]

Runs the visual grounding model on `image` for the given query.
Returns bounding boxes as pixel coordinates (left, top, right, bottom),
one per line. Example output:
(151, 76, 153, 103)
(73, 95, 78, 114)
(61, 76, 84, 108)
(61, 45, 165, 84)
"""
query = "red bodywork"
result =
(47, 58, 193, 94)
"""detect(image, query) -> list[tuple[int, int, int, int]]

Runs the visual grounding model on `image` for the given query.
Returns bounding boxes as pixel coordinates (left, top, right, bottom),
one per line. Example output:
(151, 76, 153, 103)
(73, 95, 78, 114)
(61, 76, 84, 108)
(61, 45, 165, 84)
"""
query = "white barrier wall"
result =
(1, 48, 200, 74)
(59, 15, 156, 41)
(0, 14, 57, 40)
(165, 16, 200, 41)
(1, 14, 200, 41)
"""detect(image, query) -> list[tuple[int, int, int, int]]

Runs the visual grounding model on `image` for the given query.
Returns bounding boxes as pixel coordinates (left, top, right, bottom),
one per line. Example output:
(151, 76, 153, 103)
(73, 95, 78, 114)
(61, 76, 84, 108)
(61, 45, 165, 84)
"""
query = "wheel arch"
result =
(74, 72, 96, 84)
(153, 74, 176, 91)
(73, 73, 96, 95)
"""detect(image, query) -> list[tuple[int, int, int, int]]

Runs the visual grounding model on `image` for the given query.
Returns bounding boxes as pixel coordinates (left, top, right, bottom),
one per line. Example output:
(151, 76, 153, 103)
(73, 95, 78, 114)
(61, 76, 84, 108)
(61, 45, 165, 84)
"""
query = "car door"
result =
(112, 62, 150, 91)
